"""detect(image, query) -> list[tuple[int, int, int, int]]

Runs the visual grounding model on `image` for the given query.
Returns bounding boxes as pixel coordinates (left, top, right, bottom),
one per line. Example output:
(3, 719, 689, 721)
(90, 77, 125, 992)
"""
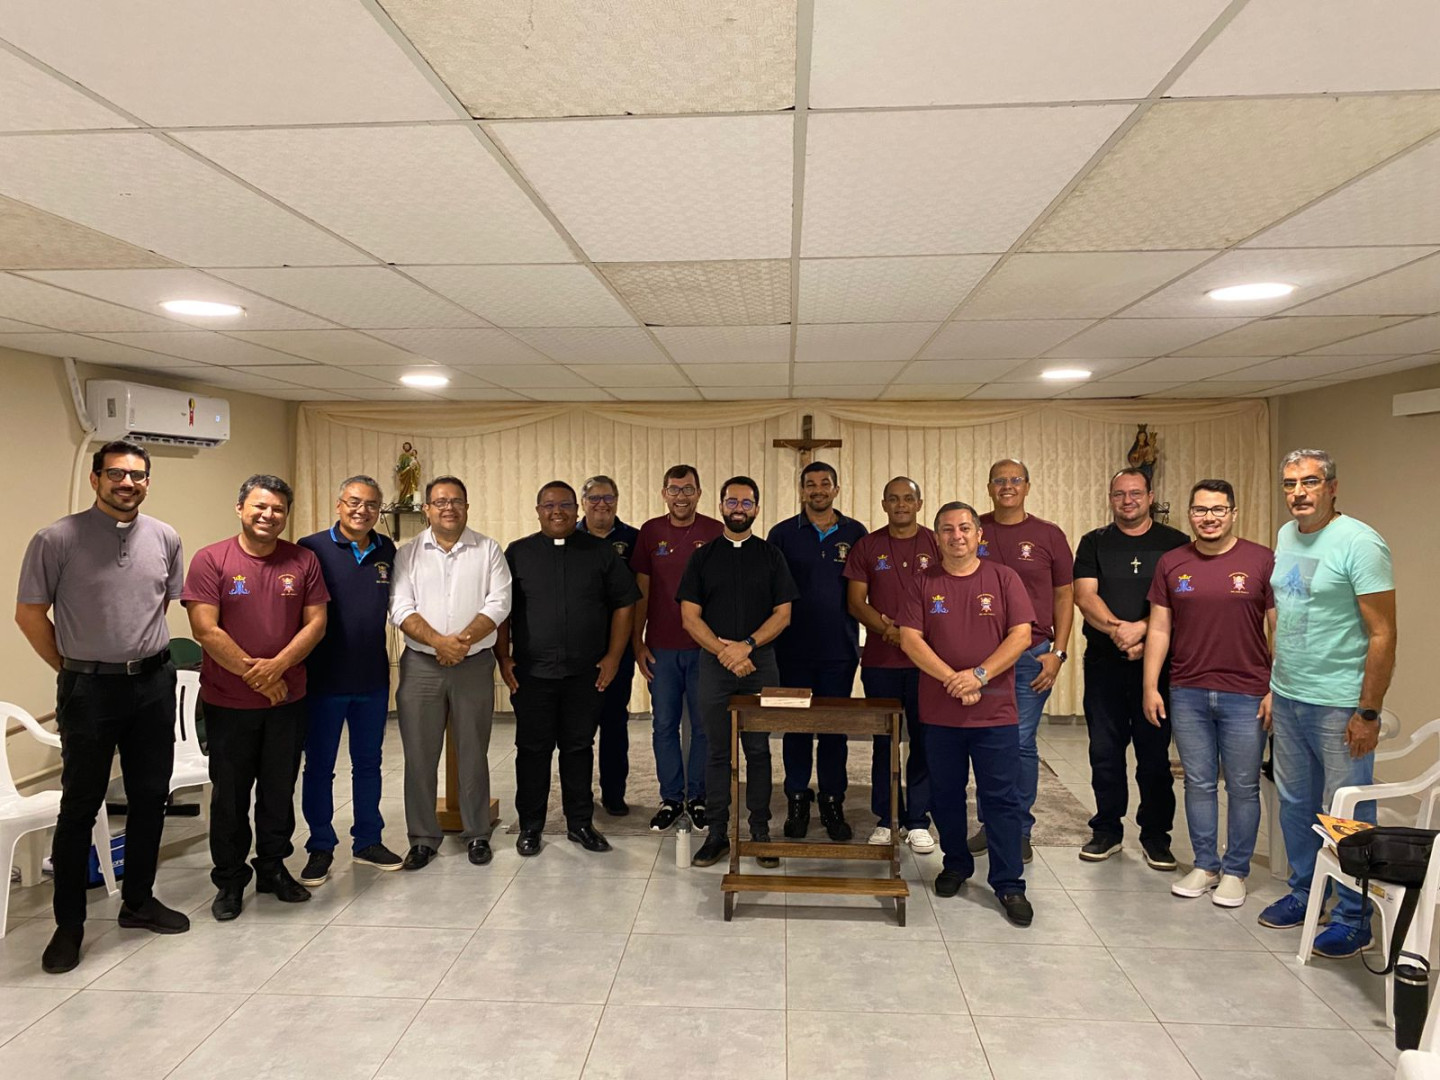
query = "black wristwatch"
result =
(743, 636, 757, 648)
(1358, 708, 1381, 723)
(1053, 650, 1068, 663)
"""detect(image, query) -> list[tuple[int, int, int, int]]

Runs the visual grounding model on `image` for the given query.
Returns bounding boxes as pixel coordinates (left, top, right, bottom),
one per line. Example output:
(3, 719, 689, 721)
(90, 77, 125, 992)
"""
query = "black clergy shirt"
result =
(505, 530, 640, 679)
(676, 533, 800, 655)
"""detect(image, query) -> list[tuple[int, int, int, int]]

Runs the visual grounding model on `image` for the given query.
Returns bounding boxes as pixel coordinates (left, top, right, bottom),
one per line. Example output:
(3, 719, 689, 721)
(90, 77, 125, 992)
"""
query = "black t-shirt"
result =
(1073, 521, 1189, 662)
(675, 533, 800, 650)
(505, 531, 640, 679)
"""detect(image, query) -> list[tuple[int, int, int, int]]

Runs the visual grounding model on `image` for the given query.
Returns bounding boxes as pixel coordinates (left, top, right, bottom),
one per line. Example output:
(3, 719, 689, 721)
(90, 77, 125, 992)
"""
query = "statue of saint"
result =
(1127, 424, 1158, 489)
(395, 442, 421, 508)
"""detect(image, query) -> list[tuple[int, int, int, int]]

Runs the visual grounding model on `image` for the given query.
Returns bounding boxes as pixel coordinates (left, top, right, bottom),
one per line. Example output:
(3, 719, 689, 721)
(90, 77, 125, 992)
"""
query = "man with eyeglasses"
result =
(844, 476, 940, 852)
(969, 458, 1074, 864)
(497, 481, 639, 857)
(576, 475, 640, 817)
(1073, 468, 1189, 869)
(17, 440, 190, 973)
(1143, 480, 1275, 910)
(295, 475, 402, 886)
(632, 465, 724, 831)
(390, 475, 512, 870)
(680, 477, 799, 867)
(1256, 449, 1395, 958)
(766, 461, 868, 842)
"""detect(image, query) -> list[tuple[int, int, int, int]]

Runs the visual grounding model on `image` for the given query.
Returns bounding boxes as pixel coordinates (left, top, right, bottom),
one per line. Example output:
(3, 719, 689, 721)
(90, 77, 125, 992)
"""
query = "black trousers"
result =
(698, 649, 779, 839)
(1083, 655, 1174, 842)
(598, 651, 635, 805)
(53, 663, 175, 927)
(205, 700, 307, 888)
(512, 672, 603, 832)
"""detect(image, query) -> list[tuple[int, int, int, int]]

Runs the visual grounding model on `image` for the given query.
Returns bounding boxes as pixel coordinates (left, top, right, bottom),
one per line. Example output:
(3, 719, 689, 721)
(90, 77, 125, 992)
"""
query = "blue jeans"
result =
(927, 722, 1025, 896)
(649, 647, 707, 803)
(976, 641, 1052, 836)
(1272, 692, 1376, 929)
(301, 689, 389, 854)
(780, 659, 856, 798)
(861, 666, 930, 829)
(1169, 687, 1268, 876)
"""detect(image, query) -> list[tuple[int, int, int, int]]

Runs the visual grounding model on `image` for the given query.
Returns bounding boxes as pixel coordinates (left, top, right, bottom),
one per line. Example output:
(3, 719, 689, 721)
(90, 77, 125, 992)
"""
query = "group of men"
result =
(15, 439, 1395, 970)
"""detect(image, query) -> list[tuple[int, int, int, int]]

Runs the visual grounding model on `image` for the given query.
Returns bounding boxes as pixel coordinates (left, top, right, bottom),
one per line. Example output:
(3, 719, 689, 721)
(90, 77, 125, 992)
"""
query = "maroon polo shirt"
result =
(630, 513, 725, 651)
(898, 560, 1036, 729)
(978, 512, 1073, 647)
(1147, 538, 1275, 697)
(842, 526, 941, 668)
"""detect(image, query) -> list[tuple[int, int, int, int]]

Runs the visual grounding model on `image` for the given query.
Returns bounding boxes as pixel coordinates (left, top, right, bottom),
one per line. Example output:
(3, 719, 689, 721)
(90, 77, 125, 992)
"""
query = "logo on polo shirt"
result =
(279, 573, 298, 597)
(613, 540, 630, 558)
(1229, 572, 1249, 594)
(375, 561, 390, 584)
(875, 553, 892, 571)
(227, 575, 249, 596)
(977, 542, 989, 557)
(917, 553, 932, 570)
(1176, 573, 1195, 593)
(978, 593, 995, 616)
(655, 541, 671, 557)
(929, 594, 949, 615)
(1018, 541, 1036, 561)
(834, 542, 851, 563)
(692, 539, 705, 550)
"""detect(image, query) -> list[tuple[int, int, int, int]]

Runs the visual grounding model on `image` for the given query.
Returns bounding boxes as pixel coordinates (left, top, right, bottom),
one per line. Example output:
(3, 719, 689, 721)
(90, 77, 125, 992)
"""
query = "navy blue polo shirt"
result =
(298, 523, 397, 695)
(766, 511, 868, 669)
(578, 517, 639, 662)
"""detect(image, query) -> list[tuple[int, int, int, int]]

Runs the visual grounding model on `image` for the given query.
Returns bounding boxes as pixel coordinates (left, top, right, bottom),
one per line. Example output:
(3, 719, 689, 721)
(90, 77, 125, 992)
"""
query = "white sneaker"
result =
(907, 827, 937, 854)
(1211, 874, 1247, 908)
(867, 826, 892, 846)
(1171, 867, 1220, 898)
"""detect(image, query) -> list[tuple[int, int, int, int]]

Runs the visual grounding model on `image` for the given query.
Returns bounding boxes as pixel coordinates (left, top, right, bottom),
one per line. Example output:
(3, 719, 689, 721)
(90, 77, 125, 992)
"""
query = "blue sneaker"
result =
(1257, 894, 1309, 929)
(1312, 923, 1373, 959)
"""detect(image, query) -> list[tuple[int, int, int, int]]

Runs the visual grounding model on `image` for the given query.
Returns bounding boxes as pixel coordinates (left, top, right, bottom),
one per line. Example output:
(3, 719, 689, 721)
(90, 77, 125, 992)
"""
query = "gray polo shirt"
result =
(17, 505, 184, 662)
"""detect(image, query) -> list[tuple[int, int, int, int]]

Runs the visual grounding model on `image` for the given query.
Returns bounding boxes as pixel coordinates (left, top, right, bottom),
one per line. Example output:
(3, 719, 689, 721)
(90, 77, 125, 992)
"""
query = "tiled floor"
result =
(0, 719, 1401, 1078)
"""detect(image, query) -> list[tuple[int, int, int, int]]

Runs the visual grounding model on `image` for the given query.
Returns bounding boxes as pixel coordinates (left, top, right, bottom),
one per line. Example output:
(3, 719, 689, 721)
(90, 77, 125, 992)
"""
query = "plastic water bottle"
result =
(675, 815, 692, 868)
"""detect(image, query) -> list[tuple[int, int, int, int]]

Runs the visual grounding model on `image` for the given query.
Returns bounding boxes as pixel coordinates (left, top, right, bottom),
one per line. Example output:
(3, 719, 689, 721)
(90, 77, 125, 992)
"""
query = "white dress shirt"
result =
(389, 526, 512, 655)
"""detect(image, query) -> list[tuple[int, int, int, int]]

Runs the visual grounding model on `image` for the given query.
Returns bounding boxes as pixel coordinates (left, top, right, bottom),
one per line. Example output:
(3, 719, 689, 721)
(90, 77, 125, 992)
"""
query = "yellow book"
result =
(1313, 813, 1374, 846)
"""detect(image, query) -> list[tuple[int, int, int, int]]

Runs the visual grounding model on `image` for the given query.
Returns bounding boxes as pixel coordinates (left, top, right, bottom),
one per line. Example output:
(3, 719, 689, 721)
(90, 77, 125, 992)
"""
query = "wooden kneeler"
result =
(436, 718, 501, 831)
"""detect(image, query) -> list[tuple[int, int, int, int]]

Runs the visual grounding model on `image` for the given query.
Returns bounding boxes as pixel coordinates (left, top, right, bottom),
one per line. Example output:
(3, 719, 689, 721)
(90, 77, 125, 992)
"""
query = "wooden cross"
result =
(773, 413, 843, 468)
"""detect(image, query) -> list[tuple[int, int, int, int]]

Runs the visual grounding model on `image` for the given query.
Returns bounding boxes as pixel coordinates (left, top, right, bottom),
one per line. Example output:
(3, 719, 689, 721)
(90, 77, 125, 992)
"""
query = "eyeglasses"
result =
(102, 468, 149, 483)
(584, 494, 617, 506)
(989, 476, 1026, 487)
(1188, 506, 1234, 518)
(1281, 476, 1328, 492)
(341, 498, 381, 512)
(539, 501, 578, 513)
(428, 498, 466, 509)
(663, 485, 698, 497)
(723, 499, 756, 511)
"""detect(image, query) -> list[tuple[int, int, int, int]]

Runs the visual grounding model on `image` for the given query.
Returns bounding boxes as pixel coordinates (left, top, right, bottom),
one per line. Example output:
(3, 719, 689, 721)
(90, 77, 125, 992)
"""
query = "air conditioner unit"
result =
(86, 380, 230, 449)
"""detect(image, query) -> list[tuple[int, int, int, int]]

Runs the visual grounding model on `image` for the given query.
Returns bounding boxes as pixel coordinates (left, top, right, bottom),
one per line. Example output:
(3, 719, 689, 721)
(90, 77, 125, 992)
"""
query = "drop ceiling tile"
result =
(798, 256, 997, 323)
(1168, 0, 1440, 96)
(0, 50, 134, 131)
(334, 387, 447, 401)
(1320, 353, 1440, 380)
(330, 364, 493, 389)
(1284, 254, 1440, 317)
(212, 268, 485, 330)
(682, 363, 789, 387)
(1058, 380, 1188, 399)
(966, 382, 1065, 400)
(509, 327, 670, 365)
(598, 261, 790, 325)
(491, 115, 792, 261)
(0, 195, 176, 270)
(403, 265, 633, 327)
(1162, 380, 1284, 397)
(1236, 354, 1404, 382)
(959, 252, 1214, 320)
(614, 386, 703, 401)
(429, 387, 529, 401)
(178, 127, 574, 265)
(0, 133, 364, 266)
(879, 383, 984, 400)
(651, 325, 790, 364)
(1305, 315, 1440, 356)
(895, 359, 1023, 384)
(172, 366, 311, 393)
(1123, 247, 1435, 318)
(0, 0, 455, 125)
(1026, 97, 1440, 251)
(453, 363, 592, 389)
(0, 331, 206, 369)
(1176, 316, 1408, 357)
(803, 385, 890, 400)
(792, 361, 906, 386)
(998, 358, 1147, 382)
(91, 331, 312, 367)
(0, 317, 49, 332)
(811, 0, 1228, 107)
(22, 269, 333, 330)
(224, 330, 421, 367)
(1046, 318, 1252, 358)
(559, 364, 687, 388)
(234, 365, 392, 390)
(794, 323, 939, 363)
(803, 106, 1131, 257)
(920, 320, 1093, 359)
(243, 387, 355, 402)
(380, 0, 794, 117)
(699, 385, 789, 400)
(519, 387, 616, 402)
(1117, 356, 1271, 381)
(1246, 141, 1440, 249)
(0, 274, 182, 331)
(367, 328, 550, 366)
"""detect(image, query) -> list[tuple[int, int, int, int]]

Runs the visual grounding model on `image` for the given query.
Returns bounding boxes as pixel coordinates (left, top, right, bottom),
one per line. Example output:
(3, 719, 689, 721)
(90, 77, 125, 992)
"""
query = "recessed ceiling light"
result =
(400, 373, 450, 389)
(1040, 368, 1091, 381)
(160, 299, 245, 317)
(1206, 282, 1295, 302)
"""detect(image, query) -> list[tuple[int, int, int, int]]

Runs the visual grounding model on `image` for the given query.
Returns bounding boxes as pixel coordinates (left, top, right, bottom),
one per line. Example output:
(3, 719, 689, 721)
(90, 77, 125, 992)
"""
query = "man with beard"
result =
(631, 465, 724, 831)
(576, 475, 640, 817)
(497, 481, 639, 857)
(680, 477, 799, 867)
(767, 462, 867, 841)
(17, 440, 190, 973)
(844, 476, 939, 852)
(184, 475, 329, 920)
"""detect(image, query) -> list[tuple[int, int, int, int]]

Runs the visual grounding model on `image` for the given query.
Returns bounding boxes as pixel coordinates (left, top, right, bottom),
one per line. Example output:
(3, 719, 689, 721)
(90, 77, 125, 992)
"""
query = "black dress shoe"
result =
(516, 830, 543, 857)
(211, 885, 245, 921)
(934, 868, 968, 898)
(818, 794, 853, 841)
(692, 834, 730, 867)
(566, 824, 612, 852)
(403, 845, 438, 871)
(602, 798, 630, 817)
(468, 838, 493, 865)
(256, 867, 311, 903)
(118, 897, 190, 934)
(1000, 891, 1034, 927)
(750, 827, 780, 869)
(41, 925, 83, 974)
(783, 790, 812, 838)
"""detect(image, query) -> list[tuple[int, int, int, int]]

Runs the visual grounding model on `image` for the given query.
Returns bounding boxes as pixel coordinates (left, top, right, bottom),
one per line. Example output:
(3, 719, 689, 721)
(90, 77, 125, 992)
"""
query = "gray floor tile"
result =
(376, 999, 600, 1079)
(1038, 846, 1180, 891)
(0, 918, 152, 989)
(631, 873, 785, 938)
(434, 928, 628, 1004)
(584, 1004, 785, 1080)
(975, 1017, 1198, 1080)
(265, 924, 472, 998)
(1361, 1030, 1401, 1067)
(788, 1010, 991, 1078)
(1278, 951, 1391, 1033)
(515, 835, 660, 878)
(92, 920, 320, 992)
(239, 866, 384, 924)
(1069, 889, 1269, 951)
(785, 886, 941, 940)
(950, 942, 1152, 1021)
(0, 985, 74, 1046)
(933, 884, 1102, 946)
(332, 869, 509, 929)
(610, 932, 784, 1009)
(1166, 1022, 1393, 1079)
(1111, 947, 1343, 1027)
(789, 936, 966, 1014)
(482, 875, 645, 933)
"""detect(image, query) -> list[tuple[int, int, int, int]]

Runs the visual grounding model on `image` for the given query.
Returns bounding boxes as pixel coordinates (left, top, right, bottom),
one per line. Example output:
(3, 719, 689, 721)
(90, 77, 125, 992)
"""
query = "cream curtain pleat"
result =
(295, 397, 1271, 716)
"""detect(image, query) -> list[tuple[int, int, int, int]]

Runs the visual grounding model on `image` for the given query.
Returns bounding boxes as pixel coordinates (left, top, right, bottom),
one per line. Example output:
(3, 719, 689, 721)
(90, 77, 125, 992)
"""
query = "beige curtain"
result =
(295, 397, 1271, 716)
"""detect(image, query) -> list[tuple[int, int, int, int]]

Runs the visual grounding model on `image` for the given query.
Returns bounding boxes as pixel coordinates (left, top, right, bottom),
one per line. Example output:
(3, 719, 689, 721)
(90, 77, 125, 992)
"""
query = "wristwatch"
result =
(1053, 650, 1068, 663)
(743, 635, 757, 648)
(1358, 708, 1381, 723)
(972, 666, 989, 687)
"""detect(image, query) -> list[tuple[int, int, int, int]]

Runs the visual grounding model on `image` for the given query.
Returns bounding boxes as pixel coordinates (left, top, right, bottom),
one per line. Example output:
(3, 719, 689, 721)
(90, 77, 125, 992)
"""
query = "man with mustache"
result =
(680, 477, 799, 868)
(184, 475, 330, 920)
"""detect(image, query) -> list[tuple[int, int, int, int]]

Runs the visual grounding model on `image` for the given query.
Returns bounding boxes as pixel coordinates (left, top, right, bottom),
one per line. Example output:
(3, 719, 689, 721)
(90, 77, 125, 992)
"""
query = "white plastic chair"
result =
(1296, 718, 1440, 1029)
(169, 671, 210, 819)
(1, 702, 119, 938)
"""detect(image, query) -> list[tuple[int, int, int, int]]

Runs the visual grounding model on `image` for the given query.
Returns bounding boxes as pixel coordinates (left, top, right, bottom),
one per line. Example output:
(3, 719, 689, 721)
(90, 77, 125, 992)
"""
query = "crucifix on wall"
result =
(773, 413, 843, 469)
